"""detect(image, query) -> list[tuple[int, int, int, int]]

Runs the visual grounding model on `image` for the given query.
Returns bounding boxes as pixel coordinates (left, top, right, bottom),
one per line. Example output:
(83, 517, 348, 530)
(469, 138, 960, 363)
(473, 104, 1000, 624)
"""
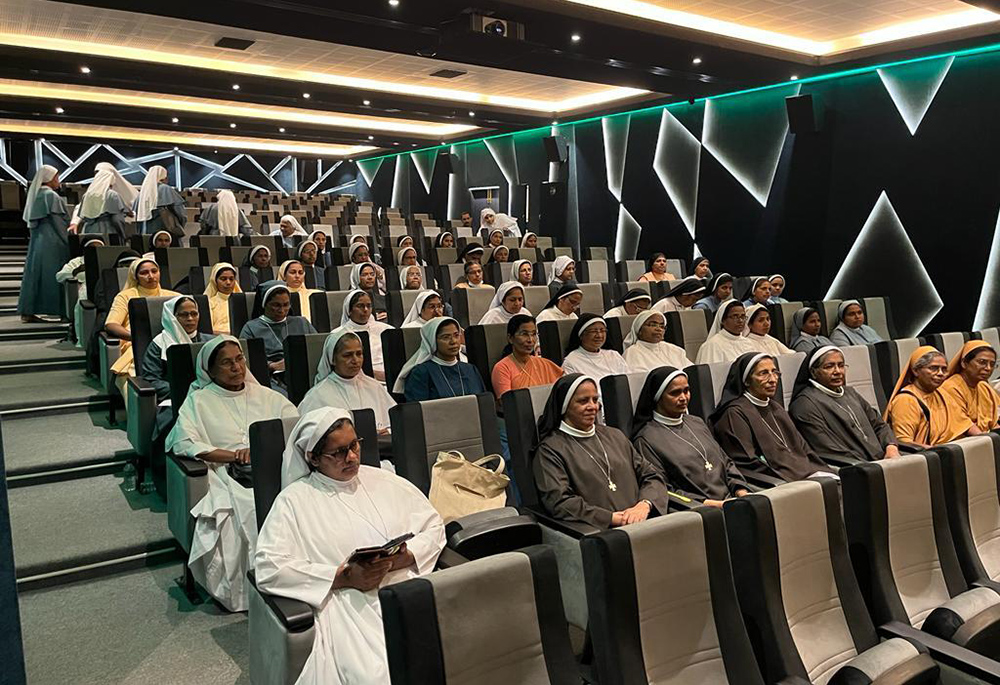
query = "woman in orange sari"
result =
(491, 314, 562, 399)
(885, 345, 972, 447)
(940, 340, 1000, 434)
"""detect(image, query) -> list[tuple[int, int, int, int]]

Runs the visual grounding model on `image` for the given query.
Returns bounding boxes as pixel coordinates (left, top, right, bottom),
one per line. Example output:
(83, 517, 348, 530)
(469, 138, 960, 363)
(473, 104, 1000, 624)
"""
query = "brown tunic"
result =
(789, 385, 896, 462)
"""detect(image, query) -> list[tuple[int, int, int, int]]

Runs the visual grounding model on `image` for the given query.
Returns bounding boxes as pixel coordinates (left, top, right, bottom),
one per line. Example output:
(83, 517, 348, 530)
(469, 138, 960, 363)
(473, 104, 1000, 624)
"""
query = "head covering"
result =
(480, 207, 496, 225)
(251, 280, 290, 319)
(533, 374, 599, 451)
(666, 276, 707, 298)
(884, 345, 945, 419)
(487, 245, 509, 263)
(135, 165, 167, 222)
(541, 282, 582, 312)
(216, 190, 242, 237)
(548, 255, 574, 284)
(350, 234, 368, 245)
(242, 244, 271, 269)
(278, 259, 304, 283)
(204, 262, 242, 299)
(565, 313, 606, 356)
(689, 256, 711, 276)
(769, 274, 785, 286)
(837, 299, 863, 323)
(349, 262, 378, 290)
(402, 290, 439, 326)
(340, 289, 370, 326)
(393, 317, 459, 393)
(483, 227, 505, 244)
(191, 334, 259, 390)
(83, 238, 105, 249)
(457, 243, 484, 262)
(616, 288, 652, 308)
(114, 249, 141, 269)
(947, 340, 996, 377)
(281, 407, 353, 488)
(706, 272, 733, 297)
(482, 282, 527, 323)
(791, 345, 843, 400)
(790, 307, 817, 335)
(708, 299, 743, 336)
(80, 164, 121, 219)
(397, 235, 413, 247)
(22, 165, 59, 223)
(434, 232, 453, 248)
(347, 241, 369, 263)
(493, 213, 518, 232)
(310, 230, 328, 246)
(742, 277, 770, 302)
(279, 213, 308, 237)
(632, 366, 688, 438)
(153, 296, 197, 360)
(710, 352, 776, 421)
(395, 246, 418, 266)
(399, 264, 423, 289)
(123, 256, 158, 291)
(508, 258, 532, 283)
(743, 303, 768, 334)
(95, 162, 138, 206)
(314, 328, 363, 385)
(519, 232, 537, 248)
(151, 230, 173, 246)
(624, 309, 666, 348)
(296, 240, 318, 261)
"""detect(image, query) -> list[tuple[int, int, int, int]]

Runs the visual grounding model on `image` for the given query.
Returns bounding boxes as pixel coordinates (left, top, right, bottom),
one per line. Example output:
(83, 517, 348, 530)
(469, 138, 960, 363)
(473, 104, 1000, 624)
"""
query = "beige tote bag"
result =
(429, 450, 509, 522)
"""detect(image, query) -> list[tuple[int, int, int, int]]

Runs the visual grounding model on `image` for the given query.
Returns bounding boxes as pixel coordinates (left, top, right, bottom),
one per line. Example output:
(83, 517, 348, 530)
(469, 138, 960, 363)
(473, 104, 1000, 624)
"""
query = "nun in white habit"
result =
(547, 255, 575, 287)
(254, 407, 445, 685)
(134, 165, 185, 236)
(200, 189, 252, 237)
(165, 335, 298, 612)
(401, 290, 442, 328)
(622, 309, 693, 372)
(743, 303, 794, 357)
(536, 282, 581, 323)
(298, 328, 396, 433)
(696, 299, 757, 364)
(78, 162, 135, 238)
(340, 289, 394, 380)
(477, 281, 531, 325)
(561, 313, 629, 380)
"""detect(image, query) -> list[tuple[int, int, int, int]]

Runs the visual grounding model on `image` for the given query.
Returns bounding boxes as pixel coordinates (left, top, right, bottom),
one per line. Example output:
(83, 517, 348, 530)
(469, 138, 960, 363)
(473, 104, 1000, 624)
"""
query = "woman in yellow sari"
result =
(204, 261, 242, 335)
(277, 259, 320, 323)
(940, 340, 1000, 434)
(885, 345, 972, 447)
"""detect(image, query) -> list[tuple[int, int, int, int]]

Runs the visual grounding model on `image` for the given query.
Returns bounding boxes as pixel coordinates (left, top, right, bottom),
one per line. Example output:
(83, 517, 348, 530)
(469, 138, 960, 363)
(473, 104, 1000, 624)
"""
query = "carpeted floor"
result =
(19, 560, 250, 685)
(0, 368, 103, 410)
(4, 408, 132, 475)
(0, 339, 82, 363)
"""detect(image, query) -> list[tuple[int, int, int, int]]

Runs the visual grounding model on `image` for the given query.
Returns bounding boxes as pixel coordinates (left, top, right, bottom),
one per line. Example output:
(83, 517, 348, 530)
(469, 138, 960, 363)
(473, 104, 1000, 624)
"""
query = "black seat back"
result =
(228, 292, 303, 339)
(84, 245, 132, 301)
(129, 294, 212, 368)
(538, 319, 577, 365)
(308, 290, 353, 333)
(284, 331, 373, 405)
(465, 323, 510, 393)
(189, 235, 233, 264)
(502, 383, 555, 509)
(69, 232, 121, 258)
(154, 247, 208, 290)
(599, 372, 650, 436)
(383, 326, 424, 400)
(165, 337, 270, 419)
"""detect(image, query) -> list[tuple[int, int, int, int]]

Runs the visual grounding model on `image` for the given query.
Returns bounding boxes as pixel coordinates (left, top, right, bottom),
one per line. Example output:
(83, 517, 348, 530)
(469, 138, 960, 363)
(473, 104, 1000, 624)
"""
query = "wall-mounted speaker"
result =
(543, 136, 568, 163)
(786, 93, 823, 134)
(437, 152, 456, 174)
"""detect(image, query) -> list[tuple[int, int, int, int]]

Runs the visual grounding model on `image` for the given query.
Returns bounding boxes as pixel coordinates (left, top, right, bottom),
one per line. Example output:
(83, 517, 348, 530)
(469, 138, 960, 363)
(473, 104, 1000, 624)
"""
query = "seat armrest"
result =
(972, 579, 1000, 594)
(247, 571, 314, 633)
(667, 491, 699, 511)
(126, 375, 157, 396)
(897, 442, 925, 454)
(523, 507, 601, 538)
(743, 472, 785, 489)
(167, 452, 208, 477)
(443, 506, 520, 537)
(435, 546, 469, 569)
(445, 514, 542, 560)
(99, 330, 121, 347)
(80, 298, 96, 311)
(878, 620, 1000, 681)
(817, 453, 864, 468)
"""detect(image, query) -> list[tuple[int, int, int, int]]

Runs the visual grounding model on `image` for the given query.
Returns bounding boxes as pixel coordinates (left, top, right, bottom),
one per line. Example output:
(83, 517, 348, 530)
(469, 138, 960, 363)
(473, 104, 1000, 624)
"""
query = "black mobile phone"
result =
(347, 532, 414, 564)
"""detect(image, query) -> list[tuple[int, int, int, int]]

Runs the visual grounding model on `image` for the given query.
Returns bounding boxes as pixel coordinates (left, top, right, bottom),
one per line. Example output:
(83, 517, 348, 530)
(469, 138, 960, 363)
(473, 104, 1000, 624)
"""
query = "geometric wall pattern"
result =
(878, 56, 955, 136)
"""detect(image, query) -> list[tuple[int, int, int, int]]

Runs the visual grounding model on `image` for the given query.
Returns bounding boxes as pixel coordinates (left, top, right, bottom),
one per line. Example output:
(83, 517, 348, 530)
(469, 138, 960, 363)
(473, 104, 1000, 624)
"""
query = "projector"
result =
(470, 14, 525, 40)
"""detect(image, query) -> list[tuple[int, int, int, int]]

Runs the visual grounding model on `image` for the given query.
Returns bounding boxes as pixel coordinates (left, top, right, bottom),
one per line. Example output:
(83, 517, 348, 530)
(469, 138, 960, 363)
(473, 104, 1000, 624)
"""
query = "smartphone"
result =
(347, 532, 414, 564)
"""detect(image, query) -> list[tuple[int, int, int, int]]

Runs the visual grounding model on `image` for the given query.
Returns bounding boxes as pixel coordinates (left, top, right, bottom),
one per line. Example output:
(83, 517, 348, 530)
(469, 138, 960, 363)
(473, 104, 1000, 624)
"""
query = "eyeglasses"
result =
(971, 358, 997, 370)
(817, 362, 849, 372)
(216, 354, 246, 370)
(726, 314, 747, 322)
(515, 329, 539, 339)
(437, 331, 463, 343)
(317, 438, 364, 462)
(175, 310, 199, 319)
(753, 369, 781, 379)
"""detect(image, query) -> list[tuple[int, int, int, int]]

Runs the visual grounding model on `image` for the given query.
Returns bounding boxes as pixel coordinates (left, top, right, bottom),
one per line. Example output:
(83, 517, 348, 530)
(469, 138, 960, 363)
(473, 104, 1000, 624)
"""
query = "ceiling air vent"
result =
(215, 37, 256, 50)
(429, 68, 467, 79)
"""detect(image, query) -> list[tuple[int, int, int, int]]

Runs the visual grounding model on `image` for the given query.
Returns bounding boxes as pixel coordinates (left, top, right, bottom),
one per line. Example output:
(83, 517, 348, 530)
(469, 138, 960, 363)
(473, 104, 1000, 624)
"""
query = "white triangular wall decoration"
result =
(878, 56, 954, 135)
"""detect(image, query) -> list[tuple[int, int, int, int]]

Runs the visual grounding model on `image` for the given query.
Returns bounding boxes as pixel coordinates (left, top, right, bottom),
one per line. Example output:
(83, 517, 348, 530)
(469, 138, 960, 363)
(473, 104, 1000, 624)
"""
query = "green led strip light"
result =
(356, 38, 1000, 164)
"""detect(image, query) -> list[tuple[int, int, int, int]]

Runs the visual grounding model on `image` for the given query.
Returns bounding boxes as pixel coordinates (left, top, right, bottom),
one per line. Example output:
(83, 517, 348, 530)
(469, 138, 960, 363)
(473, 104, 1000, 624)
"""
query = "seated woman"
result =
(296, 240, 325, 290)
(487, 244, 509, 264)
(268, 214, 307, 248)
(278, 259, 321, 322)
(830, 300, 883, 346)
(204, 262, 241, 335)
(135, 165, 185, 237)
(200, 189, 251, 237)
(693, 272, 733, 314)
(298, 328, 396, 433)
(395, 317, 485, 401)
(741, 277, 772, 308)
(151, 230, 174, 249)
(509, 258, 534, 287)
(480, 207, 497, 234)
(638, 252, 676, 282)
(78, 162, 134, 239)
(140, 295, 215, 439)
(743, 304, 793, 356)
(399, 264, 424, 291)
(632, 367, 748, 507)
(790, 346, 899, 462)
(106, 256, 179, 407)
(483, 228, 505, 249)
(350, 262, 388, 321)
(166, 336, 298, 612)
(402, 291, 444, 328)
(454, 261, 495, 292)
(547, 255, 576, 289)
(241, 245, 272, 291)
(789, 306, 834, 353)
(238, 282, 317, 386)
(478, 282, 531, 325)
(340, 289, 393, 381)
(769, 274, 788, 303)
(520, 232, 538, 250)
(396, 246, 420, 268)
(561, 314, 629, 380)
(653, 276, 705, 313)
(434, 231, 454, 248)
(622, 310, 692, 372)
(940, 340, 1000, 435)
(711, 352, 834, 483)
(491, 315, 563, 399)
(696, 299, 757, 364)
(885, 346, 971, 447)
(348, 241, 387, 293)
(604, 288, 651, 318)
(536, 283, 581, 323)
(689, 256, 711, 280)
(532, 374, 669, 528)
(309, 230, 332, 267)
(457, 243, 485, 265)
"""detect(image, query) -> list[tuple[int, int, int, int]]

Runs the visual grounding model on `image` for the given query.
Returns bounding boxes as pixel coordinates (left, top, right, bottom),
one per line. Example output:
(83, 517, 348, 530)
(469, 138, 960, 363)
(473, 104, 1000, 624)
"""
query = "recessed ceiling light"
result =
(279, 127, 286, 133)
(388, 0, 399, 6)
(171, 117, 179, 123)
(363, 99, 371, 106)
(790, 74, 799, 80)
(571, 34, 581, 42)
(468, 111, 475, 117)
(55, 106, 64, 113)
(692, 57, 702, 65)
(230, 122, 237, 128)
(79, 66, 90, 74)
(368, 135, 374, 140)
(302, 92, 310, 99)
(551, 120, 558, 125)
(232, 84, 240, 90)
(393, 142, 399, 145)
(411, 143, 417, 146)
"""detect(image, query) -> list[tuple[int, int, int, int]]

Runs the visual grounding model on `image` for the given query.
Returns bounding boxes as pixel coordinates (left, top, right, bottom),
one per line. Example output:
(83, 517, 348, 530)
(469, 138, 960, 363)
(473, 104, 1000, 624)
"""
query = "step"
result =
(0, 368, 106, 415)
(0, 338, 85, 372)
(0, 326, 67, 342)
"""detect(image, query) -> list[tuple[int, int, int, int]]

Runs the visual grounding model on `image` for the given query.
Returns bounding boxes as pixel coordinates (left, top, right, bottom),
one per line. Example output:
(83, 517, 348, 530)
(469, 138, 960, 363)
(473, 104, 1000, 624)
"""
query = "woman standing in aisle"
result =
(18, 165, 70, 323)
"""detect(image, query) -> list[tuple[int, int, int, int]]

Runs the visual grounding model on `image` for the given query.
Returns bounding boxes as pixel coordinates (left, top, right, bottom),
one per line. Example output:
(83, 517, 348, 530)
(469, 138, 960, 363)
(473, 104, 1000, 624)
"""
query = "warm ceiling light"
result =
(692, 57, 702, 65)
(54, 106, 64, 113)
(171, 116, 179, 123)
(230, 122, 237, 128)
(363, 99, 371, 106)
(551, 120, 558, 125)
(0, 118, 373, 157)
(368, 135, 374, 140)
(79, 66, 90, 74)
(302, 92, 310, 99)
(790, 75, 799, 80)
(393, 142, 399, 145)
(468, 111, 475, 117)
(388, 0, 399, 6)
(571, 34, 582, 42)
(232, 84, 240, 90)
(0, 80, 478, 137)
(279, 127, 286, 132)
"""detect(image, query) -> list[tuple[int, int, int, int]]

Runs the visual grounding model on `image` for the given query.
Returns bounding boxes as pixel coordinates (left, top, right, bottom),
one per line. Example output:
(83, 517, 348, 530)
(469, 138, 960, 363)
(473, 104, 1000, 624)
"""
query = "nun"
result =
(493, 212, 522, 237)
(298, 329, 396, 433)
(237, 282, 317, 384)
(296, 240, 326, 290)
(78, 162, 134, 238)
(395, 246, 420, 268)
(395, 317, 485, 401)
(204, 262, 242, 335)
(547, 255, 576, 289)
(532, 374, 669, 528)
(940, 341, 1000, 434)
(788, 306, 834, 353)
(401, 291, 444, 328)
(241, 245, 273, 291)
(829, 300, 884, 346)
(482, 227, 505, 248)
(479, 282, 532, 325)
(339, 289, 393, 381)
(434, 231, 455, 248)
(520, 232, 539, 250)
(693, 273, 734, 314)
(604, 288, 651, 318)
(789, 346, 900, 462)
(454, 261, 494, 292)
(348, 241, 388, 294)
(349, 262, 388, 321)
(18, 165, 70, 323)
(399, 265, 424, 291)
(632, 367, 749, 507)
(621, 310, 692, 372)
(884, 346, 968, 448)
(561, 314, 629, 380)
(653, 276, 705, 314)
(486, 244, 509, 264)
(535, 283, 582, 323)
(278, 259, 321, 322)
(254, 408, 444, 685)
(508, 258, 534, 287)
(151, 230, 174, 249)
(134, 165, 185, 236)
(268, 214, 308, 247)
(711, 352, 834, 483)
(689, 256, 711, 279)
(166, 335, 298, 612)
(491, 315, 563, 399)
(200, 189, 251, 237)
(743, 304, 793, 356)
(639, 252, 676, 282)
(768, 274, 788, 303)
(696, 299, 757, 364)
(741, 277, 772, 308)
(456, 242, 485, 265)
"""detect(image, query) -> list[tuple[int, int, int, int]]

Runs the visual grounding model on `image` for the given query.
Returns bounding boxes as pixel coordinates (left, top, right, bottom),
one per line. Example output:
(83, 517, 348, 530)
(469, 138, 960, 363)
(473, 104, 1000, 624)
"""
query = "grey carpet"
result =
(19, 560, 249, 685)
(4, 408, 132, 475)
(0, 339, 83, 364)
(10, 470, 172, 577)
(0, 369, 103, 410)
(0, 317, 66, 332)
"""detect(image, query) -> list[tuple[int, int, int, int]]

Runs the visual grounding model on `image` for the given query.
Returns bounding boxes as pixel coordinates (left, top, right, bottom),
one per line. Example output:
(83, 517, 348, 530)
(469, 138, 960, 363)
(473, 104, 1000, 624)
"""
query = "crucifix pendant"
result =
(704, 461, 714, 471)
(608, 480, 617, 492)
